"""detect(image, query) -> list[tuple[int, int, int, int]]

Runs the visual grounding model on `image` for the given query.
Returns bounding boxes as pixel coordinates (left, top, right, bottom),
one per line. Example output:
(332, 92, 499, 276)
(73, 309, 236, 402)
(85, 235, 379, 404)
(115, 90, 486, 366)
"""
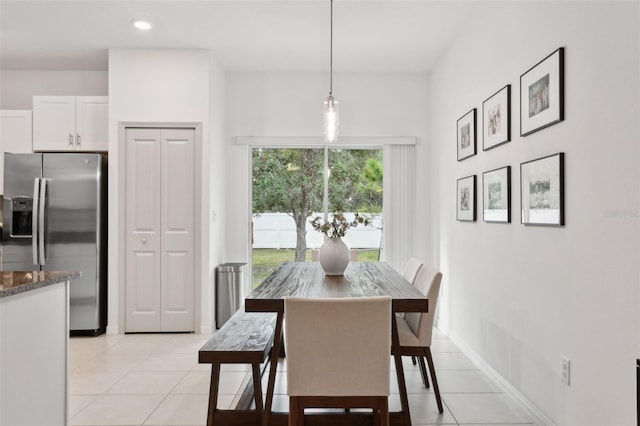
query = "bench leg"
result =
(263, 309, 284, 426)
(207, 363, 221, 426)
(252, 362, 264, 425)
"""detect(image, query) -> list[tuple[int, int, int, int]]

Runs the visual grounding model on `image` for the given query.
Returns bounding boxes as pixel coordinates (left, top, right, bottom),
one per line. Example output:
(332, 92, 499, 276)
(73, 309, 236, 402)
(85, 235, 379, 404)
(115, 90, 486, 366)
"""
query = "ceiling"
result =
(0, 0, 477, 72)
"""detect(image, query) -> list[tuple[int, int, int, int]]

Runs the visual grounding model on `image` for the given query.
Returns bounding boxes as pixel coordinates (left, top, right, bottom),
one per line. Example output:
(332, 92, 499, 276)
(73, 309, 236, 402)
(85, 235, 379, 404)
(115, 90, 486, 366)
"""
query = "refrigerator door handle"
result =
(32, 178, 40, 265)
(38, 178, 47, 265)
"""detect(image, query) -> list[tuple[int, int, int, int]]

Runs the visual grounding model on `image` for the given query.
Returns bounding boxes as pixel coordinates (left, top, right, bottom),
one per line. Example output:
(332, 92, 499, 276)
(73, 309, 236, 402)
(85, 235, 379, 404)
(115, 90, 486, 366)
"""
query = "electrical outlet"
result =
(561, 356, 570, 385)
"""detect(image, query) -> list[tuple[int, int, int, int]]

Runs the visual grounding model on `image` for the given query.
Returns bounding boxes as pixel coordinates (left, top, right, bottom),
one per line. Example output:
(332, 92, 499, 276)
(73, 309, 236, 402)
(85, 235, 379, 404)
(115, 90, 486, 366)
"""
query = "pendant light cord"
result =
(329, 0, 333, 97)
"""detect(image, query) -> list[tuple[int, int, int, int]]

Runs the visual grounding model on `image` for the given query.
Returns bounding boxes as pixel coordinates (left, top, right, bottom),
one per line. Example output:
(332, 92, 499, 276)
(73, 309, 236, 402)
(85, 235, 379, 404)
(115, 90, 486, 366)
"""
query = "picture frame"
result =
(520, 153, 564, 226)
(483, 166, 511, 223)
(483, 85, 511, 150)
(457, 109, 476, 161)
(456, 175, 476, 222)
(520, 47, 565, 136)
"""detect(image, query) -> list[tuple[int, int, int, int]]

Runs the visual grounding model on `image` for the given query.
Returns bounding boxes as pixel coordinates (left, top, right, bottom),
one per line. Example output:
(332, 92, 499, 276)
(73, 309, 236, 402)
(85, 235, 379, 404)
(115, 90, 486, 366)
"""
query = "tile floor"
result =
(69, 328, 538, 425)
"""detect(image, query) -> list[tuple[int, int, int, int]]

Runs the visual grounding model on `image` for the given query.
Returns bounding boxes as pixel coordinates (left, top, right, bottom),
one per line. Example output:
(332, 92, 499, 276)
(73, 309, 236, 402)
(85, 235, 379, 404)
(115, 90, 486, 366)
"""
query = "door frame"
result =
(116, 122, 203, 334)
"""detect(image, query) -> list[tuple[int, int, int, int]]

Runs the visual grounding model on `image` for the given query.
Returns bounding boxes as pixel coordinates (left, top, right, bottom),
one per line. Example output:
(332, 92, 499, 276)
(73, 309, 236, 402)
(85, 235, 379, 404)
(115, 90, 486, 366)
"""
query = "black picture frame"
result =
(483, 166, 511, 223)
(483, 85, 511, 150)
(520, 47, 565, 136)
(457, 109, 476, 161)
(456, 175, 476, 222)
(520, 153, 565, 226)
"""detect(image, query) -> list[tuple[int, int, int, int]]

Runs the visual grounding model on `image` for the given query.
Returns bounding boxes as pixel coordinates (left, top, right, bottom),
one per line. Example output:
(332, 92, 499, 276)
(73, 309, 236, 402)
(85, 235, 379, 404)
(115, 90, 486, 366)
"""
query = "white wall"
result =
(428, 2, 639, 425)
(207, 54, 227, 332)
(225, 72, 431, 283)
(0, 70, 107, 109)
(108, 49, 214, 334)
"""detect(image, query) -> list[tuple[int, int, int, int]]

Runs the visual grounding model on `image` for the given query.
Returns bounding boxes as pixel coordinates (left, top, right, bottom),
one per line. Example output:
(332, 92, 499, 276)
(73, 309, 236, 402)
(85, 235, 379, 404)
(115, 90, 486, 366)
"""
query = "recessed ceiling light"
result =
(131, 20, 152, 31)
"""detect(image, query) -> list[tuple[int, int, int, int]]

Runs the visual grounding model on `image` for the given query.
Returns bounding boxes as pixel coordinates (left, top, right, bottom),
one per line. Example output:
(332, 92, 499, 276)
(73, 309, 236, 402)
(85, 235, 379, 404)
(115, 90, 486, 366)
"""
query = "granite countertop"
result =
(0, 270, 81, 299)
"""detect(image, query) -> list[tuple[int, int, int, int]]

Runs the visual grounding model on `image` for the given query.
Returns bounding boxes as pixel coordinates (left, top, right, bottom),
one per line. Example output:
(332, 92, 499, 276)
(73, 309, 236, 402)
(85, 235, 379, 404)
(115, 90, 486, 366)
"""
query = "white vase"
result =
(319, 237, 350, 276)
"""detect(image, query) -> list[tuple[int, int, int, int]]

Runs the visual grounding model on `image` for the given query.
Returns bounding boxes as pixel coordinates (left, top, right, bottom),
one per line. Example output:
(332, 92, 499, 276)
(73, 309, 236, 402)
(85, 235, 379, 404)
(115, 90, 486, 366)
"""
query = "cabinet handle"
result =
(141, 238, 148, 244)
(69, 133, 74, 147)
(77, 133, 81, 147)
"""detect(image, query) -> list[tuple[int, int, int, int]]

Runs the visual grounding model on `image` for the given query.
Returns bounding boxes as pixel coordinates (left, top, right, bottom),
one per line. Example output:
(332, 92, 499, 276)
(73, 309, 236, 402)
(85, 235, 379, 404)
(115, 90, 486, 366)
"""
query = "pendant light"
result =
(323, 0, 339, 143)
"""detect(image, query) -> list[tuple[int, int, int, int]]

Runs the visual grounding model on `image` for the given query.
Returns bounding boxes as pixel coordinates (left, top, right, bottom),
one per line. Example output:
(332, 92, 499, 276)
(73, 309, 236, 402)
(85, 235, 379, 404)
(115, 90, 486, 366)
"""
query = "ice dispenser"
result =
(11, 197, 33, 237)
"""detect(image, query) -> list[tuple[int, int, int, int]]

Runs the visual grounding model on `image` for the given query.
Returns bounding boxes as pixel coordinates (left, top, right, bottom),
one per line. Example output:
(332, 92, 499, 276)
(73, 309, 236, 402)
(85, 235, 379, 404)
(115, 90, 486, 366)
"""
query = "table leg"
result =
(262, 309, 284, 426)
(207, 363, 220, 426)
(252, 362, 264, 425)
(391, 314, 412, 426)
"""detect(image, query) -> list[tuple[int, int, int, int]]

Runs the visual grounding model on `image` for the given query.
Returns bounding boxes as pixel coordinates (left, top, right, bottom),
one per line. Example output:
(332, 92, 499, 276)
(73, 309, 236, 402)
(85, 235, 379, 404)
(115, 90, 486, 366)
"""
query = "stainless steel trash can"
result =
(215, 262, 246, 328)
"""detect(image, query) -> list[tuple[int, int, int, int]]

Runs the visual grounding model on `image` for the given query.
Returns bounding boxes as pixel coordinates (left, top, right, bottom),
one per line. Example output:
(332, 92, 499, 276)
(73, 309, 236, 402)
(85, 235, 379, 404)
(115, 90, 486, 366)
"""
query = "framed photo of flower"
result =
(483, 166, 511, 223)
(520, 47, 565, 136)
(456, 175, 476, 222)
(483, 85, 511, 150)
(457, 109, 476, 161)
(520, 153, 564, 226)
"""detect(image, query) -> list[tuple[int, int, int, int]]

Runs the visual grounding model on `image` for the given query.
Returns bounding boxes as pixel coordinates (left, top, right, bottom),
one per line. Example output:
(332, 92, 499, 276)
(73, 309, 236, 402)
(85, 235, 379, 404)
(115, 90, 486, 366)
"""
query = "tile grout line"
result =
(139, 370, 188, 426)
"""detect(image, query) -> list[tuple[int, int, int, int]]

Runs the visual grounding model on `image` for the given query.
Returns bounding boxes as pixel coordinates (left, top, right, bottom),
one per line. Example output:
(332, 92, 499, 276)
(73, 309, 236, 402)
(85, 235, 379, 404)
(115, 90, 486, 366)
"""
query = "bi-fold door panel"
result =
(125, 129, 162, 332)
(160, 129, 195, 332)
(125, 128, 195, 333)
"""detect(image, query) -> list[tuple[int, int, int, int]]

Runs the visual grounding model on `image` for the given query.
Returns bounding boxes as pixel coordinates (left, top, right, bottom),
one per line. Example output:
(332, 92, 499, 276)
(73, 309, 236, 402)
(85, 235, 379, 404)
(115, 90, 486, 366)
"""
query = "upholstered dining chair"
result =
(402, 257, 424, 285)
(284, 296, 392, 426)
(400, 257, 425, 368)
(394, 265, 444, 413)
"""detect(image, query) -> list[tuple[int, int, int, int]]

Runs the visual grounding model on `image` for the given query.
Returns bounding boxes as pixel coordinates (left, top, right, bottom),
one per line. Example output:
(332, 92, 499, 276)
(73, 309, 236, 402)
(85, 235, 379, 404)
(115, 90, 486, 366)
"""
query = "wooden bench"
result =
(199, 310, 277, 426)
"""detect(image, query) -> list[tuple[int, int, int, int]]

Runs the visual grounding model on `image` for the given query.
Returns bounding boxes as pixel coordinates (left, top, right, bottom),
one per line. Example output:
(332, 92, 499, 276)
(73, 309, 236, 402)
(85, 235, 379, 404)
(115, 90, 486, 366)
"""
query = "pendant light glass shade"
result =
(324, 94, 339, 143)
(323, 0, 339, 143)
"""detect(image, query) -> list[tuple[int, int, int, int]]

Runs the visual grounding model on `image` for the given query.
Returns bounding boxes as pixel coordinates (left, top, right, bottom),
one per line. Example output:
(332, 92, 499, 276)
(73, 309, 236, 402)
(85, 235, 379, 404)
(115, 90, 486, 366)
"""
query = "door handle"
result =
(32, 178, 40, 265)
(38, 179, 47, 265)
(141, 237, 148, 244)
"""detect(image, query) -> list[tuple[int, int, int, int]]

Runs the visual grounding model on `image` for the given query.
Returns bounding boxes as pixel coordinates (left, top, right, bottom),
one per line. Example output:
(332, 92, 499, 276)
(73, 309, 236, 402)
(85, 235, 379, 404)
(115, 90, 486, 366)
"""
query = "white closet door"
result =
(125, 128, 162, 332)
(125, 127, 196, 333)
(160, 128, 195, 331)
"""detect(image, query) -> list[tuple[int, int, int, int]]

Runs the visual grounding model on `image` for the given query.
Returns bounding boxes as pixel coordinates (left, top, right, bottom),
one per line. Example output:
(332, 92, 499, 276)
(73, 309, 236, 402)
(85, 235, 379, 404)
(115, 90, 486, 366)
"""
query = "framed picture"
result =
(520, 47, 565, 136)
(483, 166, 511, 223)
(483, 85, 511, 150)
(456, 175, 476, 221)
(457, 109, 476, 161)
(520, 153, 564, 226)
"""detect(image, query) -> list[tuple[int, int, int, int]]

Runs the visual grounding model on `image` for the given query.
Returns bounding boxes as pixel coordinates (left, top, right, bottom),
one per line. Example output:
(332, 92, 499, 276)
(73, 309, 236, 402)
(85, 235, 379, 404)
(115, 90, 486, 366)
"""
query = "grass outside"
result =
(252, 248, 380, 289)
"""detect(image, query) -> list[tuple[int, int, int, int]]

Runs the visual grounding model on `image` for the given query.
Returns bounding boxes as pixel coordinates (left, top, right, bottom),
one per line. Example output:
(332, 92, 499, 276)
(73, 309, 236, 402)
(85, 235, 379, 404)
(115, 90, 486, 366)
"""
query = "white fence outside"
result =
(252, 212, 383, 250)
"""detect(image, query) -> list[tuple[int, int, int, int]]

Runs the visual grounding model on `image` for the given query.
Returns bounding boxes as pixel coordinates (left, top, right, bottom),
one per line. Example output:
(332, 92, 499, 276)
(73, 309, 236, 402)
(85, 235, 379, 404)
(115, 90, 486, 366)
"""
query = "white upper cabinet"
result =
(0, 110, 33, 193)
(33, 96, 108, 152)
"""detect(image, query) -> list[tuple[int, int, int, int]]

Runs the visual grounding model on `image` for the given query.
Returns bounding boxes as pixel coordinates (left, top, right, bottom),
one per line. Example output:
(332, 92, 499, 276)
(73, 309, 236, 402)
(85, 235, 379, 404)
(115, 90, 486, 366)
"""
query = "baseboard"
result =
(448, 333, 555, 426)
(106, 324, 120, 335)
(200, 323, 214, 334)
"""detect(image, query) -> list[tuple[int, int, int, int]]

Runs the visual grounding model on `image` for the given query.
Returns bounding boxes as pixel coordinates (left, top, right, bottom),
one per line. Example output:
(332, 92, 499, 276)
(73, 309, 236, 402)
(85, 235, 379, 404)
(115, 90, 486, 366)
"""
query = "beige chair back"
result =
(404, 266, 442, 346)
(284, 296, 391, 397)
(402, 257, 424, 285)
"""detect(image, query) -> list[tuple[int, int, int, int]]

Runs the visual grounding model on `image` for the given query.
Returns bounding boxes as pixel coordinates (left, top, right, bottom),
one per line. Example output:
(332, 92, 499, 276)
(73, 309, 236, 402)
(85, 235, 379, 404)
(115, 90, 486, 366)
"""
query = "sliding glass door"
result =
(251, 147, 383, 288)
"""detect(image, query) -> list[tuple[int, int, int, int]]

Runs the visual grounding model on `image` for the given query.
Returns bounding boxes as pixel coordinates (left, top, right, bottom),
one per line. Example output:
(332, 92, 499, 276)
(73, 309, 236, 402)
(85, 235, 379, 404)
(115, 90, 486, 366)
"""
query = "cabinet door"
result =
(0, 110, 33, 193)
(33, 96, 75, 151)
(75, 96, 108, 152)
(125, 128, 162, 332)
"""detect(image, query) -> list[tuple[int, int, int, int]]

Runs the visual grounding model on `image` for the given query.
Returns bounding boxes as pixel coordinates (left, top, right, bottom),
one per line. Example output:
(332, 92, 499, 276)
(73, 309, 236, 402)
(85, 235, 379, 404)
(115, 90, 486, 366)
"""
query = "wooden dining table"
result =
(243, 261, 429, 426)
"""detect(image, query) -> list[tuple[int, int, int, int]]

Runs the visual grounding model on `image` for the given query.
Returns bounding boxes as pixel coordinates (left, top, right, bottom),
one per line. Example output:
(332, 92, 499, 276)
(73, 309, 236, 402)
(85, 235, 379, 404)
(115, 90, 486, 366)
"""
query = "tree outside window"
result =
(252, 147, 382, 287)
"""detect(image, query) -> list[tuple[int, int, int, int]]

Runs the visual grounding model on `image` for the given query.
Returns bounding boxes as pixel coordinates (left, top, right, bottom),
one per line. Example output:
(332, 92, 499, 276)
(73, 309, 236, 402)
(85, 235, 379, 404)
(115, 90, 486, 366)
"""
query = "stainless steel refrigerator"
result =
(2, 153, 107, 335)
